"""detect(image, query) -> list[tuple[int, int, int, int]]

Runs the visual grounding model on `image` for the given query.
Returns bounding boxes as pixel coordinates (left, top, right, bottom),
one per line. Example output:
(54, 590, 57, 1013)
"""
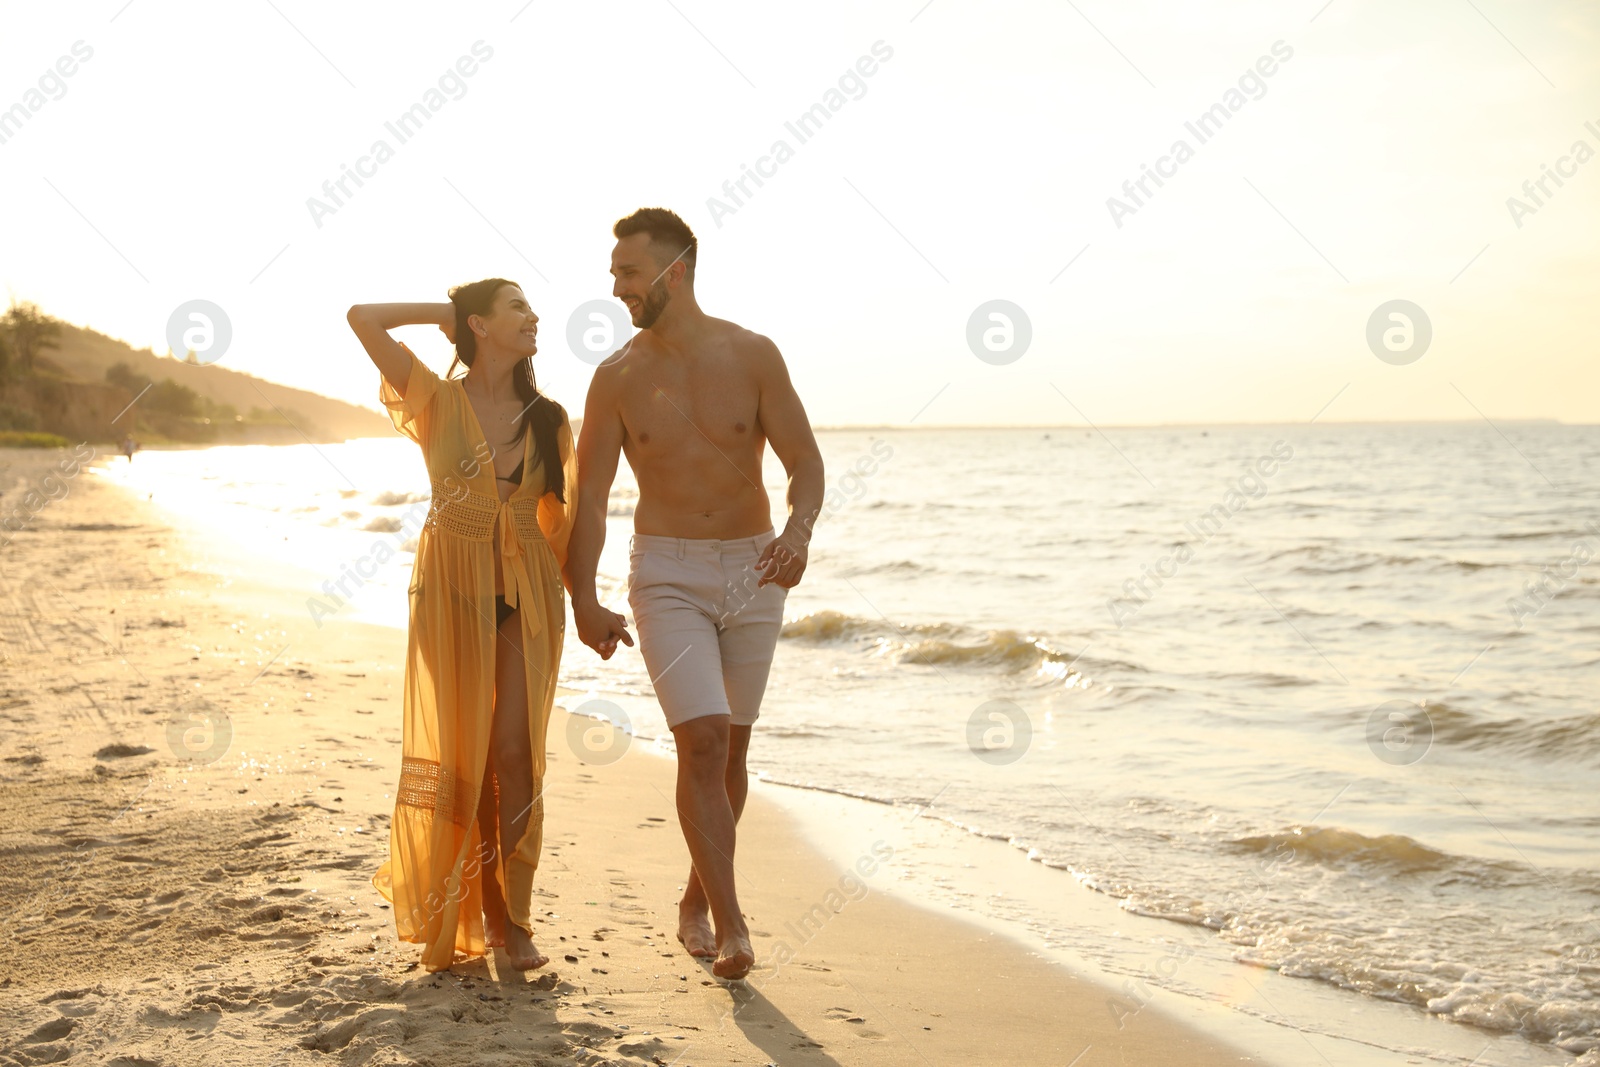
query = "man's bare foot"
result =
(506, 920, 549, 972)
(677, 903, 717, 959)
(712, 933, 754, 980)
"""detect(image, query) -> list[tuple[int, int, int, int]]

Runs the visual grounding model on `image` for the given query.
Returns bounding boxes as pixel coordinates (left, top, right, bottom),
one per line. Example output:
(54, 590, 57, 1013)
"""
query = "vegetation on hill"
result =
(100, 360, 320, 443)
(0, 300, 391, 445)
(0, 302, 64, 437)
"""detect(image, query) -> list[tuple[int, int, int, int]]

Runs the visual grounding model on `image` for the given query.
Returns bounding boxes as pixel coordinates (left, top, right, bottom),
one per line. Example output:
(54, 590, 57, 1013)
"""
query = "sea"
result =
(95, 422, 1600, 1065)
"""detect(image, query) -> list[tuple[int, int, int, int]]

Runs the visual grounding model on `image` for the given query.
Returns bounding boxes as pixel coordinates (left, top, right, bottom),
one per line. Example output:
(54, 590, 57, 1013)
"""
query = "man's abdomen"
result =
(632, 485, 774, 540)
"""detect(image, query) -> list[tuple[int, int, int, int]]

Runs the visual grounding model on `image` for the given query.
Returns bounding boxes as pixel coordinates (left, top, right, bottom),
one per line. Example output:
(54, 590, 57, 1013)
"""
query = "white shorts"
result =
(626, 529, 788, 728)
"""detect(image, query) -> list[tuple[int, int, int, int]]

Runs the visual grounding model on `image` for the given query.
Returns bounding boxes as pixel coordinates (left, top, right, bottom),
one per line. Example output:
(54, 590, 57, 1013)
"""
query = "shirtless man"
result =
(567, 207, 825, 980)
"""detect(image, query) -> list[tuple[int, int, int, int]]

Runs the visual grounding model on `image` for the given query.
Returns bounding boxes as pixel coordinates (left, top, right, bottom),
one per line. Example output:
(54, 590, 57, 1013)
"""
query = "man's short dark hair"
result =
(613, 207, 697, 279)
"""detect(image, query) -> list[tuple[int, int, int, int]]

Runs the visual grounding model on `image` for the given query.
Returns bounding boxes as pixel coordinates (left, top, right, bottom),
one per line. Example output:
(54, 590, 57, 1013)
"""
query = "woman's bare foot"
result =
(712, 932, 754, 980)
(506, 920, 549, 972)
(481, 873, 508, 949)
(483, 912, 507, 948)
(677, 902, 717, 959)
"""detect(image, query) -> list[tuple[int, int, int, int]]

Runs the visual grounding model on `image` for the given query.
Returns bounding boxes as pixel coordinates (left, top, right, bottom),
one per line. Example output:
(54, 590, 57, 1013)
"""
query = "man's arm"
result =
(751, 335, 825, 589)
(570, 366, 634, 658)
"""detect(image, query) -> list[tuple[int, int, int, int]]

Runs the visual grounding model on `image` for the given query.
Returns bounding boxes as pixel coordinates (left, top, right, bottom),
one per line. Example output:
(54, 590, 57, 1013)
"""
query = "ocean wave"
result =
(841, 559, 934, 577)
(1493, 529, 1567, 541)
(1085, 823, 1600, 1048)
(1259, 544, 1513, 576)
(1238, 924, 1600, 1048)
(1205, 669, 1316, 689)
(1422, 702, 1600, 765)
(1228, 825, 1462, 875)
(779, 610, 1099, 679)
(1335, 700, 1600, 765)
(780, 610, 957, 644)
(372, 490, 427, 506)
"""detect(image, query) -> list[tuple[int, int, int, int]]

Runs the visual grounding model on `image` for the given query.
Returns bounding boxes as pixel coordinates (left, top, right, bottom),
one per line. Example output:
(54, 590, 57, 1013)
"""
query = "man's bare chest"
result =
(620, 368, 760, 453)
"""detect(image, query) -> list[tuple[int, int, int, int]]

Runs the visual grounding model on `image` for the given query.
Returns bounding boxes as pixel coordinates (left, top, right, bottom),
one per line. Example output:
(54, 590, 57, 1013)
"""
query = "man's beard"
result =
(634, 278, 672, 329)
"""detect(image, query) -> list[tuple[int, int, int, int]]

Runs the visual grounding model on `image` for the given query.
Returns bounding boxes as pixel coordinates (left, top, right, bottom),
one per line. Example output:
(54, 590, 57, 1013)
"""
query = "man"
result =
(568, 207, 825, 980)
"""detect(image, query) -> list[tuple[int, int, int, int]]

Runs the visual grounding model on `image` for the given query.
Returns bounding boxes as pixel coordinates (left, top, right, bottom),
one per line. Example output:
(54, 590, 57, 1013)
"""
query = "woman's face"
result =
(472, 284, 538, 360)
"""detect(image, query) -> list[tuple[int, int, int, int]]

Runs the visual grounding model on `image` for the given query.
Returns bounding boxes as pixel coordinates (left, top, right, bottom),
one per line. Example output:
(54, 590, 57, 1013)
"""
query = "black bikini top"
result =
(496, 456, 524, 485)
(496, 426, 531, 485)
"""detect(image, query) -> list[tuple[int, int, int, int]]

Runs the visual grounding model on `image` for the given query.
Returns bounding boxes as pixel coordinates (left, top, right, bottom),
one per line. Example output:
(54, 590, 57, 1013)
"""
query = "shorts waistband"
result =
(629, 528, 776, 556)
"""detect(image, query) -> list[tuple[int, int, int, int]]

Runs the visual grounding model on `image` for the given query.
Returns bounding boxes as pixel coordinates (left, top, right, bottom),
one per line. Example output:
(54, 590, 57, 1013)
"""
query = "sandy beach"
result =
(0, 444, 1259, 1065)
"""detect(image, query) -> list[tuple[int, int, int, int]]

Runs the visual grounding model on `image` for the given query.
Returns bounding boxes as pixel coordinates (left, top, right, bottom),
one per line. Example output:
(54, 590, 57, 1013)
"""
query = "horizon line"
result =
(809, 417, 1586, 431)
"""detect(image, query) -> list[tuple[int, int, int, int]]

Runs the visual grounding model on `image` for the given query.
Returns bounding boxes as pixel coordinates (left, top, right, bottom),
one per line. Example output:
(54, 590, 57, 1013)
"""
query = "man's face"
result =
(610, 233, 675, 329)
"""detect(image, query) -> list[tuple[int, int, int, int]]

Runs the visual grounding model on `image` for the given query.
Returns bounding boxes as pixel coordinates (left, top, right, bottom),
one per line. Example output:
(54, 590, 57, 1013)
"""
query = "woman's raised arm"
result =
(346, 302, 453, 397)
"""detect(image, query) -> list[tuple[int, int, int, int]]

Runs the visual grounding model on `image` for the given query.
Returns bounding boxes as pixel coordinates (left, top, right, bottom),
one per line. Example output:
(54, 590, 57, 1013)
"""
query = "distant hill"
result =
(43, 321, 391, 444)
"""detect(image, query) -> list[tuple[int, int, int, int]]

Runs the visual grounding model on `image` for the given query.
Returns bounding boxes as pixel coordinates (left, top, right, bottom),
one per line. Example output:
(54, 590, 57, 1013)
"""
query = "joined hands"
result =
(575, 597, 634, 659)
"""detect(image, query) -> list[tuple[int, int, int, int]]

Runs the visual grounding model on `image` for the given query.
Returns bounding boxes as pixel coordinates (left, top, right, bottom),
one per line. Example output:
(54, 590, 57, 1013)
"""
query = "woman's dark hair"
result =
(444, 277, 566, 502)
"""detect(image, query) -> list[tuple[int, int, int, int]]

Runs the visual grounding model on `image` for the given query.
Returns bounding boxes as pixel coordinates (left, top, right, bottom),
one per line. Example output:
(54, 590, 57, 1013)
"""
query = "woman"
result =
(347, 279, 577, 973)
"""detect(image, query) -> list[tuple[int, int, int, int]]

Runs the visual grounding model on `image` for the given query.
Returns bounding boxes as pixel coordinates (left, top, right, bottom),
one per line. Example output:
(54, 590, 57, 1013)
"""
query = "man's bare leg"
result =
(671, 715, 753, 978)
(491, 609, 549, 972)
(678, 723, 751, 959)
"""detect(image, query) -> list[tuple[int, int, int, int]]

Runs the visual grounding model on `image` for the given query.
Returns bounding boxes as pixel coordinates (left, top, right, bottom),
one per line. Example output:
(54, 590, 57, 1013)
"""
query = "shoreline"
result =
(0, 446, 1262, 1065)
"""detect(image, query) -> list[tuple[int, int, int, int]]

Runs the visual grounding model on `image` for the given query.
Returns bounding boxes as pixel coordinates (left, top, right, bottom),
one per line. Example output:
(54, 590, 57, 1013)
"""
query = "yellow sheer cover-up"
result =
(370, 341, 577, 972)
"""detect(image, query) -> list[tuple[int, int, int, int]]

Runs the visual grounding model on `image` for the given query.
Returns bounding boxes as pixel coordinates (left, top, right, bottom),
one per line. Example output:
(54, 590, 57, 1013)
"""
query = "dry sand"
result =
(0, 445, 1258, 1066)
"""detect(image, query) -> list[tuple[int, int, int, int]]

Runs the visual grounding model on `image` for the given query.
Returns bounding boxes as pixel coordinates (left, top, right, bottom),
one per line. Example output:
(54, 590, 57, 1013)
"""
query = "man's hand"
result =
(574, 596, 634, 659)
(756, 529, 809, 589)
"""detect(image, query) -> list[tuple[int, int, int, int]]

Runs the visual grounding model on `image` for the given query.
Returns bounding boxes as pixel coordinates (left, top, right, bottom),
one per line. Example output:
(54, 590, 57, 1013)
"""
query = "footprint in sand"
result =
(616, 1037, 676, 1060)
(94, 743, 156, 759)
(300, 1006, 410, 1053)
(824, 1006, 884, 1040)
(562, 1020, 617, 1045)
(24, 1017, 77, 1042)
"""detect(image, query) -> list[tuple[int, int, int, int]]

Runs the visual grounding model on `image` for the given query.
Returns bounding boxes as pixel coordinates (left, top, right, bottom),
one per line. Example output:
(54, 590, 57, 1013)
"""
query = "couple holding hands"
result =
(347, 207, 825, 980)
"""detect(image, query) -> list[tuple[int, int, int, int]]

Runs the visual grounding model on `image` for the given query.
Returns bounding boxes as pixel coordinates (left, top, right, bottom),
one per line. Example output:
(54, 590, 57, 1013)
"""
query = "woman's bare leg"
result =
(492, 607, 548, 971)
(475, 760, 507, 947)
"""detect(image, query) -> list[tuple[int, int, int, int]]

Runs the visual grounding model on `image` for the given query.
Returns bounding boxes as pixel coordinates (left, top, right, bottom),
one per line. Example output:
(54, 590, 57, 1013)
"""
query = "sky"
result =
(2, 0, 1596, 428)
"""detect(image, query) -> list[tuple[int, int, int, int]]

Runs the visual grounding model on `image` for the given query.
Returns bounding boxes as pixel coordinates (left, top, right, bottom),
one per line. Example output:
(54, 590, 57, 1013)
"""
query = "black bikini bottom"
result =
(495, 594, 517, 628)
